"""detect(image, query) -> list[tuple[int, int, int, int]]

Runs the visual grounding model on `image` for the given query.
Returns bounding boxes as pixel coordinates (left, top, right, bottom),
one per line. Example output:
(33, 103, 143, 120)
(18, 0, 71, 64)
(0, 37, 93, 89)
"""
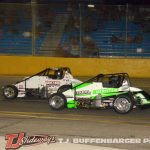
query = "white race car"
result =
(2, 67, 82, 99)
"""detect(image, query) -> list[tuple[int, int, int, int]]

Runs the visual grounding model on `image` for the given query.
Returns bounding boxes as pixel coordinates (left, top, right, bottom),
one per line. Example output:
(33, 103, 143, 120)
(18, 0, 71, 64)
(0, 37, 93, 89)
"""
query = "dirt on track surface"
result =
(0, 76, 150, 150)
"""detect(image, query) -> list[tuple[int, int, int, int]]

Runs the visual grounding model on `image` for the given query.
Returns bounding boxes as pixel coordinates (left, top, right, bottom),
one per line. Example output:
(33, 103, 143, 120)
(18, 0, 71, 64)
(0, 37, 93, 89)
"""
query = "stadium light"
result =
(88, 0, 95, 8)
(88, 4, 95, 8)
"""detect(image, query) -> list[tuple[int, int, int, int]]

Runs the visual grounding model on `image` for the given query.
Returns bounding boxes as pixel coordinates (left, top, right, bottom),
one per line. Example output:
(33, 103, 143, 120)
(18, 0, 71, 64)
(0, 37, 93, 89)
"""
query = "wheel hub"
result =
(50, 96, 64, 109)
(114, 97, 131, 112)
(4, 87, 15, 98)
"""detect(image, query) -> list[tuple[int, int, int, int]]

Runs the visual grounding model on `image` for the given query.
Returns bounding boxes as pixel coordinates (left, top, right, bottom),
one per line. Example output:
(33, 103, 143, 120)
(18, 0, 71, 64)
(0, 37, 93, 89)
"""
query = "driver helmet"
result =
(109, 76, 119, 87)
(110, 76, 118, 82)
(55, 69, 63, 79)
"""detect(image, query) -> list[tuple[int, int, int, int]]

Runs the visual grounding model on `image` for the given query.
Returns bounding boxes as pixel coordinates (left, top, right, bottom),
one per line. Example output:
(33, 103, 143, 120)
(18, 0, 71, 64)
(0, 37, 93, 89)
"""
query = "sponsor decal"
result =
(5, 132, 56, 149)
(62, 78, 70, 82)
(93, 88, 118, 94)
(76, 90, 91, 95)
(45, 81, 60, 86)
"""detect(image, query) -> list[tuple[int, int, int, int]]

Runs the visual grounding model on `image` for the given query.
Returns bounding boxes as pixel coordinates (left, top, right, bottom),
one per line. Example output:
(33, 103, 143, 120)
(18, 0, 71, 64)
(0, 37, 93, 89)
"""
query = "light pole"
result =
(79, 3, 82, 57)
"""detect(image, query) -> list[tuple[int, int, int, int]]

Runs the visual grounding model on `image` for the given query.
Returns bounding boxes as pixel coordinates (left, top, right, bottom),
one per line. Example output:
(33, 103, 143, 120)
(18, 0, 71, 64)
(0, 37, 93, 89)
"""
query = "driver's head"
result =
(110, 76, 118, 82)
(55, 70, 63, 79)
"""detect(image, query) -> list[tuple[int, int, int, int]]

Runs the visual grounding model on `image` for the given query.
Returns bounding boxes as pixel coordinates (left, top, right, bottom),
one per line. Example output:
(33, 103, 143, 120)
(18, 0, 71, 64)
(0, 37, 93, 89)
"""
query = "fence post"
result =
(125, 3, 129, 56)
(31, 0, 37, 55)
(79, 3, 82, 57)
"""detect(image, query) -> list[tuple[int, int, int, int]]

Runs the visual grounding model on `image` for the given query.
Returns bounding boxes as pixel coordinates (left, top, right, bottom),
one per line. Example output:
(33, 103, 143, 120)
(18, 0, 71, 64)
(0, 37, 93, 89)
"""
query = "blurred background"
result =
(0, 0, 150, 58)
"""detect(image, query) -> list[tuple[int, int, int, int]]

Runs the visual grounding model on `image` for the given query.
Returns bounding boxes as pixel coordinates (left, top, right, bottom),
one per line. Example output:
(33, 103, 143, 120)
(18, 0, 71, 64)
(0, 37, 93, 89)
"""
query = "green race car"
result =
(48, 73, 150, 114)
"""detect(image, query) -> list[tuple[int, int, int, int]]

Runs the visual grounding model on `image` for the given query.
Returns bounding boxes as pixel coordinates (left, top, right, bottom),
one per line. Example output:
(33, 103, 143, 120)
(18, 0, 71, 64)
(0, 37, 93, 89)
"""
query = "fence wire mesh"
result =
(0, 3, 150, 58)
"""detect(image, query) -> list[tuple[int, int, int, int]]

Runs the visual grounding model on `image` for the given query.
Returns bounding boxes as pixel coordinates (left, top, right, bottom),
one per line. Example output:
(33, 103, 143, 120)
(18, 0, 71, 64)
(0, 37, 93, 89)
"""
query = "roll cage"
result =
(73, 73, 131, 89)
(16, 67, 71, 84)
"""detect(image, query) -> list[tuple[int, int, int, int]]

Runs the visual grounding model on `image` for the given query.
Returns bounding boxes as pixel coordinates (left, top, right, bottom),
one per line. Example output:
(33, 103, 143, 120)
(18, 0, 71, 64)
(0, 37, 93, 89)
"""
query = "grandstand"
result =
(0, 2, 150, 57)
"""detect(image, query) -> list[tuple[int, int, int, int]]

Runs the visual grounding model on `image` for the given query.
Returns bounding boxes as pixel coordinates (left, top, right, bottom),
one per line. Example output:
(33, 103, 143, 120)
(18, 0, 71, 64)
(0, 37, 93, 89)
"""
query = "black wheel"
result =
(49, 93, 66, 110)
(57, 85, 72, 93)
(113, 95, 133, 114)
(3, 85, 18, 99)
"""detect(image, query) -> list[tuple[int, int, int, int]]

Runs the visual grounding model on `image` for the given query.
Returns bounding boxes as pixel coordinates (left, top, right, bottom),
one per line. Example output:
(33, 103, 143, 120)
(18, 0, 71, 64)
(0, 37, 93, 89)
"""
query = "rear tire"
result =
(49, 93, 66, 110)
(3, 85, 18, 99)
(113, 95, 133, 114)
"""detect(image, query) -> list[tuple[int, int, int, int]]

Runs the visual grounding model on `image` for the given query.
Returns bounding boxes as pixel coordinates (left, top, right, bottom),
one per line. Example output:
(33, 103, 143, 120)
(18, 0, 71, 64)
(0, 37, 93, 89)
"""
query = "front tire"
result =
(3, 85, 18, 99)
(49, 93, 66, 110)
(113, 95, 133, 114)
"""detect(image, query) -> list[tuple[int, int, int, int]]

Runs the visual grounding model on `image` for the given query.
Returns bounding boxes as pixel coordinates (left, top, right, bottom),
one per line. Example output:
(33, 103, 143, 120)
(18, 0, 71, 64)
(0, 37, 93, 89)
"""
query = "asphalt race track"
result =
(0, 76, 150, 150)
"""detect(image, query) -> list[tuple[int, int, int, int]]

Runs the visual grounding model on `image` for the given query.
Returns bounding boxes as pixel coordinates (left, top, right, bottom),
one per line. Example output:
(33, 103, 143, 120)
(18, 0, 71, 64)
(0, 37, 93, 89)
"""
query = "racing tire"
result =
(113, 95, 133, 114)
(3, 85, 18, 99)
(49, 93, 66, 110)
(57, 85, 72, 93)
